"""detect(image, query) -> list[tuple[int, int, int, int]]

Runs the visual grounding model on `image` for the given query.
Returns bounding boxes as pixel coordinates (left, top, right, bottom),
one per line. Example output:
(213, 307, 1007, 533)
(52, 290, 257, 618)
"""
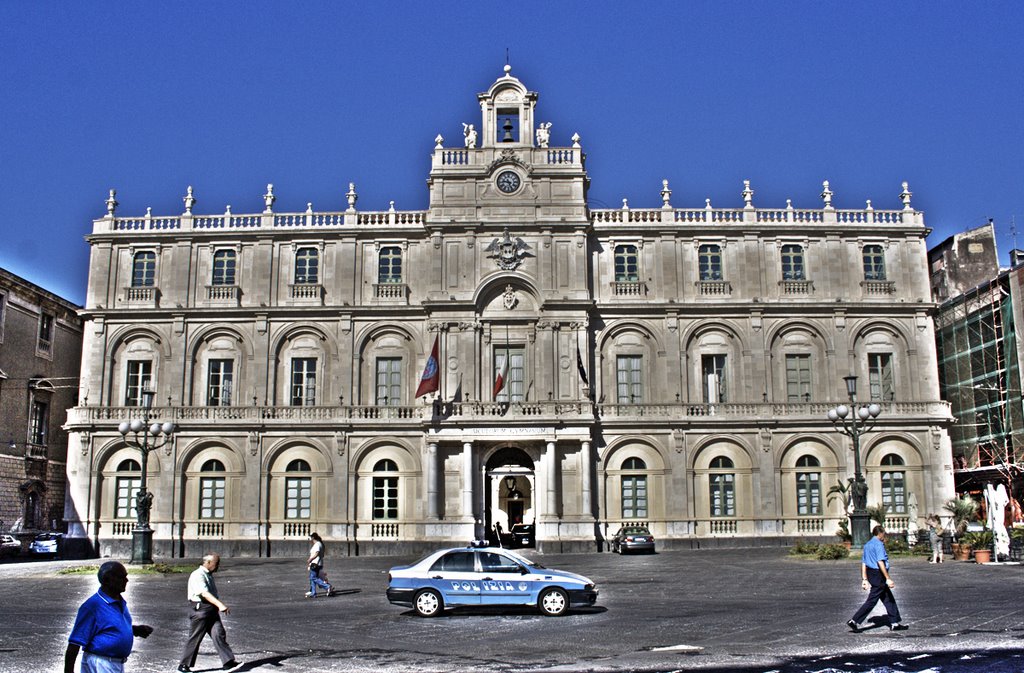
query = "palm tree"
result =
(943, 496, 978, 540)
(827, 479, 853, 542)
(866, 503, 888, 528)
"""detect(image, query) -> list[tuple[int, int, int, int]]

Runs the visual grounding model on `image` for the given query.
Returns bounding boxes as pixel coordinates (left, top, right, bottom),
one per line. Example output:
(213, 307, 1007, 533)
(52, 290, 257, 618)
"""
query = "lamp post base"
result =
(130, 528, 154, 565)
(850, 510, 872, 549)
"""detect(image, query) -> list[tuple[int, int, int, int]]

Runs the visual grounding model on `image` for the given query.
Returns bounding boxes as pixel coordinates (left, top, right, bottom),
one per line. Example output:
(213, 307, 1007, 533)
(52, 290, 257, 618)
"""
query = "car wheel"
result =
(413, 589, 443, 617)
(538, 587, 568, 616)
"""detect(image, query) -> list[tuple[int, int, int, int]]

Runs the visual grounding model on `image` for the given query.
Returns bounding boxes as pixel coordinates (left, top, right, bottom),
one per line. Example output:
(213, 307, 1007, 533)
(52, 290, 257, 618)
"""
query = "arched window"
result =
(621, 457, 647, 519)
(863, 244, 886, 281)
(115, 459, 141, 519)
(880, 454, 906, 514)
(795, 455, 821, 515)
(378, 247, 403, 284)
(614, 245, 639, 282)
(212, 249, 237, 286)
(199, 458, 227, 520)
(709, 456, 735, 517)
(373, 459, 399, 520)
(295, 247, 319, 284)
(285, 458, 312, 520)
(132, 251, 156, 287)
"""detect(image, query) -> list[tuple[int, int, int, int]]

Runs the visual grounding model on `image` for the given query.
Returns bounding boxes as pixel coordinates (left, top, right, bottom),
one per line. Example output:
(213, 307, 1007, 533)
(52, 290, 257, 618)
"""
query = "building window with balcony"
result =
(375, 358, 402, 406)
(199, 459, 226, 519)
(880, 454, 906, 514)
(207, 359, 234, 406)
(285, 459, 311, 520)
(132, 251, 156, 287)
(702, 354, 727, 403)
(781, 244, 805, 281)
(614, 245, 639, 282)
(37, 313, 54, 355)
(378, 246, 403, 284)
(698, 244, 723, 281)
(125, 360, 152, 406)
(290, 358, 317, 406)
(295, 247, 319, 284)
(868, 353, 894, 402)
(621, 457, 648, 519)
(795, 455, 821, 515)
(616, 355, 642, 404)
(785, 354, 812, 402)
(29, 400, 48, 445)
(493, 347, 524, 402)
(709, 456, 735, 517)
(212, 250, 237, 286)
(863, 244, 886, 281)
(114, 459, 141, 519)
(372, 459, 398, 520)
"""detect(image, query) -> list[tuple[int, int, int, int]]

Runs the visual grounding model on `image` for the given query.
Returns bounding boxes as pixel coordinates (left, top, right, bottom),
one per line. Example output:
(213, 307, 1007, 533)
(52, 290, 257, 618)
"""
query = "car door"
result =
(426, 551, 481, 607)
(477, 551, 532, 606)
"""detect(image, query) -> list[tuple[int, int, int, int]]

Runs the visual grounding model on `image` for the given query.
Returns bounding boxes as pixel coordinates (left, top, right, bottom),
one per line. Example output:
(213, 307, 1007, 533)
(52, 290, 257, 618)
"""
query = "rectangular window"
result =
(616, 355, 643, 404)
(285, 477, 311, 519)
(294, 247, 319, 284)
(38, 313, 54, 354)
(863, 244, 886, 281)
(375, 358, 402, 406)
(614, 245, 639, 282)
(881, 471, 906, 514)
(207, 359, 234, 406)
(115, 477, 140, 519)
(796, 472, 821, 515)
(494, 347, 525, 402)
(710, 473, 735, 517)
(132, 251, 156, 287)
(125, 360, 153, 406)
(200, 477, 226, 519)
(621, 475, 648, 519)
(781, 244, 805, 280)
(0, 291, 7, 343)
(378, 246, 403, 283)
(290, 358, 317, 406)
(785, 354, 812, 402)
(212, 250, 237, 286)
(372, 476, 398, 519)
(698, 244, 723, 281)
(30, 401, 47, 445)
(868, 353, 894, 402)
(702, 354, 727, 403)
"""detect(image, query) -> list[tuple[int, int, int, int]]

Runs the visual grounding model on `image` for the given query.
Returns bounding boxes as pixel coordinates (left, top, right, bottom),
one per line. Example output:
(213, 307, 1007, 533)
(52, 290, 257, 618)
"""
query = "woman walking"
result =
(305, 532, 334, 598)
(926, 513, 944, 563)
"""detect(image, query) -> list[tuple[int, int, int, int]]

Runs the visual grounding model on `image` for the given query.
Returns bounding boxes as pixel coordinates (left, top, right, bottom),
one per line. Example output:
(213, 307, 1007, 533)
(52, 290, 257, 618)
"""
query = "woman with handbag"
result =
(305, 532, 335, 598)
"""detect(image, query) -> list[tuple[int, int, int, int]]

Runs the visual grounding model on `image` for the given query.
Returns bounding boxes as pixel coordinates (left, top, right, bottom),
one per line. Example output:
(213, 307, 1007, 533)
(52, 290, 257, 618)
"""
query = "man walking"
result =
(178, 554, 240, 672)
(65, 561, 153, 673)
(847, 525, 908, 632)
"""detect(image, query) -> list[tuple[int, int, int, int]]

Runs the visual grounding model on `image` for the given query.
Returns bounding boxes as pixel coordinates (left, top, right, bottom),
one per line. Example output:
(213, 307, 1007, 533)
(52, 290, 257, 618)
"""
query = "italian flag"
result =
(493, 353, 508, 399)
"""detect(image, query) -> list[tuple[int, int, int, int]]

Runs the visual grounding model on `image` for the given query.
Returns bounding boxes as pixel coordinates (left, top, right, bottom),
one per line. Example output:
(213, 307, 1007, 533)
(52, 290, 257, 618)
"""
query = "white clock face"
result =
(496, 170, 521, 194)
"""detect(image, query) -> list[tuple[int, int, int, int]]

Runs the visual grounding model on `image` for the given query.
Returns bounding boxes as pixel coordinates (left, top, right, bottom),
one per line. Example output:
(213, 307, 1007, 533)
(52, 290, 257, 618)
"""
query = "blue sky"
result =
(1, 2, 1021, 305)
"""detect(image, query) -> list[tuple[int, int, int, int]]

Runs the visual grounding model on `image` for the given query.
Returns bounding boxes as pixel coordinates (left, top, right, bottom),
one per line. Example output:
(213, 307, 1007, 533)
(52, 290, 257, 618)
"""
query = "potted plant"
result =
(827, 479, 853, 548)
(944, 496, 979, 561)
(962, 530, 994, 563)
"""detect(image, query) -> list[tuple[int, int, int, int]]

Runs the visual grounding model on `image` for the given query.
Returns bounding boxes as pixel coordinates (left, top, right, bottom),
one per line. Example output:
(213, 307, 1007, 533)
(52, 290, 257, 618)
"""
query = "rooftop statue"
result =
(535, 122, 551, 148)
(463, 123, 477, 149)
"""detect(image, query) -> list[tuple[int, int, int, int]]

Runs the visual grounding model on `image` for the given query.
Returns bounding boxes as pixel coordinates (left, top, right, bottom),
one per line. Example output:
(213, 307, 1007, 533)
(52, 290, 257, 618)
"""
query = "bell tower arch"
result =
(478, 65, 538, 147)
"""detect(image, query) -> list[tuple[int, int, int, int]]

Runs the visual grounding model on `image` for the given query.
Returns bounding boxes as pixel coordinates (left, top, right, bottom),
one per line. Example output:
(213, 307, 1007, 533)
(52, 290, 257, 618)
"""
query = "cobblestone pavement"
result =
(1, 547, 1022, 673)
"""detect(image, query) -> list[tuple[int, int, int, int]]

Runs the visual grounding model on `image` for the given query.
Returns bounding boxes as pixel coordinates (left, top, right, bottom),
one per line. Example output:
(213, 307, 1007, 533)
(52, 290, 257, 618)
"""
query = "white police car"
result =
(386, 546, 598, 617)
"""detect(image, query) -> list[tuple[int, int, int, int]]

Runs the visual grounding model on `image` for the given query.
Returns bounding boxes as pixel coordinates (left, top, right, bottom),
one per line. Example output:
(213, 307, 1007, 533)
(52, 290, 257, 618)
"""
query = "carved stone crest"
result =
(502, 285, 518, 310)
(485, 228, 531, 271)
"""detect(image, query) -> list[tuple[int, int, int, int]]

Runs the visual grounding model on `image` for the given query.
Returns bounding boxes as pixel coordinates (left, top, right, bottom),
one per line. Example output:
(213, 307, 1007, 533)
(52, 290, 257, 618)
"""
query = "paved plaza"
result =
(1, 546, 1022, 673)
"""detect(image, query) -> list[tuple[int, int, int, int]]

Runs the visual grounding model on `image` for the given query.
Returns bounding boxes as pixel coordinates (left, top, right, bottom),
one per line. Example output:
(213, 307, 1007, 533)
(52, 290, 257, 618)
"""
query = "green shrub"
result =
(789, 539, 820, 555)
(816, 543, 850, 560)
(885, 535, 910, 554)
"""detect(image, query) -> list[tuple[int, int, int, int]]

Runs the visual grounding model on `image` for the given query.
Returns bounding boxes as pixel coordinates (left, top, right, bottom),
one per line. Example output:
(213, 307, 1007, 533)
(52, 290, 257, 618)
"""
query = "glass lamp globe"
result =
(868, 403, 881, 417)
(118, 421, 131, 435)
(130, 419, 144, 433)
(835, 404, 849, 419)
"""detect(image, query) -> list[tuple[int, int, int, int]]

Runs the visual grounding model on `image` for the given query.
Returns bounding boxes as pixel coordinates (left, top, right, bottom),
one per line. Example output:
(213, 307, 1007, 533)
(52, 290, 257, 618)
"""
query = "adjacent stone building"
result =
(0, 267, 82, 538)
(64, 67, 955, 558)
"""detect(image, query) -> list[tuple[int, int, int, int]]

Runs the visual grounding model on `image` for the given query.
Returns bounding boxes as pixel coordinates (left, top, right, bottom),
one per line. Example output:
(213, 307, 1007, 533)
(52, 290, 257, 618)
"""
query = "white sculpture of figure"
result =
(535, 122, 552, 148)
(462, 123, 477, 149)
(906, 491, 919, 546)
(988, 483, 1011, 559)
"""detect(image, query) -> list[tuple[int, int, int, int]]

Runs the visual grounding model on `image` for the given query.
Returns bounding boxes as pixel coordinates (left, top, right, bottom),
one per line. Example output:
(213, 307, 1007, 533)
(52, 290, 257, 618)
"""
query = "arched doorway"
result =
(485, 447, 534, 547)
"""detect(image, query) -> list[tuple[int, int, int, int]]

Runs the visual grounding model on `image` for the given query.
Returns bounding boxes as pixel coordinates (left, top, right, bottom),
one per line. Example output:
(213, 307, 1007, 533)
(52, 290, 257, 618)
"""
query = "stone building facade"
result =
(64, 67, 954, 558)
(0, 267, 82, 537)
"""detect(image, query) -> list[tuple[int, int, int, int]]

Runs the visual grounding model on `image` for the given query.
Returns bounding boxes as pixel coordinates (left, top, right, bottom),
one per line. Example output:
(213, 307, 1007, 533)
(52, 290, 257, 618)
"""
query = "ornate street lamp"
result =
(827, 375, 881, 548)
(117, 384, 176, 564)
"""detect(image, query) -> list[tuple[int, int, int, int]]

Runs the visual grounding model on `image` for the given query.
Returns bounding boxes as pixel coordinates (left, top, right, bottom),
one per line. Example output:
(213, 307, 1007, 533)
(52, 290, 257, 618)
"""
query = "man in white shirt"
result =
(177, 554, 239, 672)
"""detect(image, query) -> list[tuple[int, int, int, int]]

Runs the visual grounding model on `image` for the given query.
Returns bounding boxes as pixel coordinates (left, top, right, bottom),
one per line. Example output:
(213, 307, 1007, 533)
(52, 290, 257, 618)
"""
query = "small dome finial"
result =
(503, 64, 512, 75)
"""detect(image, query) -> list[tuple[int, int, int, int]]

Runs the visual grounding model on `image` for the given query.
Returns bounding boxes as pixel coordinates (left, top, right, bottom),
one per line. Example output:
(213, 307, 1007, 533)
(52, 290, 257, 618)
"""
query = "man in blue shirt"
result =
(847, 525, 908, 632)
(65, 561, 153, 672)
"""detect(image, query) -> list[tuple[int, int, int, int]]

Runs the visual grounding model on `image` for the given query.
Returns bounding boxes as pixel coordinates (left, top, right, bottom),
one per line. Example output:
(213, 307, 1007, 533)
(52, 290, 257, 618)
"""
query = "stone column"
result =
(426, 442, 439, 519)
(462, 442, 474, 521)
(580, 440, 592, 518)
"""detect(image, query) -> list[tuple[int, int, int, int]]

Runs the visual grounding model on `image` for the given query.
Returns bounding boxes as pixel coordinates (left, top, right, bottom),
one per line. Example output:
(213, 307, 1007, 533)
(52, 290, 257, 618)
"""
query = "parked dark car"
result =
(610, 525, 656, 554)
(509, 524, 534, 548)
(0, 534, 20, 557)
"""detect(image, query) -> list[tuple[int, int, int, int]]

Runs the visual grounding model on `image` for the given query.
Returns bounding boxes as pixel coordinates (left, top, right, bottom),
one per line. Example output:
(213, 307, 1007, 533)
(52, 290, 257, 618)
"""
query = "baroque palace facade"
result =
(65, 67, 954, 558)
